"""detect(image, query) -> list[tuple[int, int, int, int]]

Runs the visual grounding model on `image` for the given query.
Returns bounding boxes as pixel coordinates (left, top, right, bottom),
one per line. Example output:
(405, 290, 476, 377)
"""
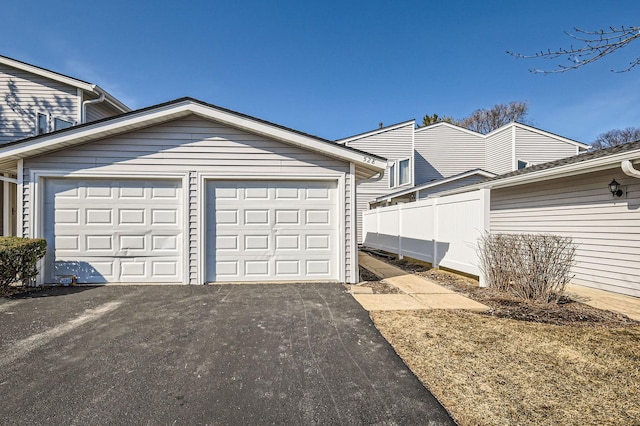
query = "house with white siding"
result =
(0, 54, 129, 144)
(339, 120, 589, 242)
(0, 55, 130, 236)
(0, 97, 386, 285)
(428, 141, 640, 297)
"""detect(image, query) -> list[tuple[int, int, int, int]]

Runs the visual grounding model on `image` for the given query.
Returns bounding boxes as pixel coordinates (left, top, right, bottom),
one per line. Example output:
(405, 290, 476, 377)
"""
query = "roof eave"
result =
(336, 119, 415, 144)
(94, 85, 131, 112)
(373, 169, 496, 202)
(432, 150, 640, 197)
(0, 99, 386, 172)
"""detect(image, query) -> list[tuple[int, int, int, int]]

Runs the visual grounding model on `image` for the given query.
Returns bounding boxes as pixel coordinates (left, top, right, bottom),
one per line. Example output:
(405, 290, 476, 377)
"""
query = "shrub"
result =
(477, 233, 576, 303)
(0, 237, 47, 294)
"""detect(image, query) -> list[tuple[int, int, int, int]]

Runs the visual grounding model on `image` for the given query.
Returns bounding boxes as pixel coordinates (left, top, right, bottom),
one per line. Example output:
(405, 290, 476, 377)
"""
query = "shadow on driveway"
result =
(0, 284, 454, 425)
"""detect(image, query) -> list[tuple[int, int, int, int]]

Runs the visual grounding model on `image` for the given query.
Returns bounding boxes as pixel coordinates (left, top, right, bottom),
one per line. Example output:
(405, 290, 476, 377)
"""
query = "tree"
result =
(591, 127, 640, 150)
(421, 113, 453, 127)
(456, 101, 529, 134)
(419, 101, 529, 134)
(507, 26, 640, 73)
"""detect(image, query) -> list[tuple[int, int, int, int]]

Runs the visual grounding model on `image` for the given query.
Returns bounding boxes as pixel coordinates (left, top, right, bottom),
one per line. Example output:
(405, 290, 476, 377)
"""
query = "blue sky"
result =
(1, 0, 639, 143)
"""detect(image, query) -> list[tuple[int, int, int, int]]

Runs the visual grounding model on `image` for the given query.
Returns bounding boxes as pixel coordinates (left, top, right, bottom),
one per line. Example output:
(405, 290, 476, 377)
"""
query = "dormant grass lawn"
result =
(372, 308, 640, 425)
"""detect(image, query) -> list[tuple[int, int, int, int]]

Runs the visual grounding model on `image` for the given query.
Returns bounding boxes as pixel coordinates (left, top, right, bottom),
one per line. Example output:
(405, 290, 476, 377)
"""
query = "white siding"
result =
(515, 127, 578, 165)
(414, 124, 485, 184)
(84, 100, 122, 123)
(23, 114, 356, 283)
(417, 174, 490, 199)
(491, 168, 640, 297)
(0, 63, 79, 144)
(344, 123, 414, 243)
(485, 128, 513, 175)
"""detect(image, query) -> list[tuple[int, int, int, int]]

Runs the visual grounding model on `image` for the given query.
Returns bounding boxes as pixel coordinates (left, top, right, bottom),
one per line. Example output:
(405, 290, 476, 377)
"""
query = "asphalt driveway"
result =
(0, 284, 453, 425)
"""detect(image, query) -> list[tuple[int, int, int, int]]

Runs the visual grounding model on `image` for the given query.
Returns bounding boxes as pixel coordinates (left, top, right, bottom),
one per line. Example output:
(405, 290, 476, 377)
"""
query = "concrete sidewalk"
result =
(352, 252, 489, 312)
(566, 284, 640, 321)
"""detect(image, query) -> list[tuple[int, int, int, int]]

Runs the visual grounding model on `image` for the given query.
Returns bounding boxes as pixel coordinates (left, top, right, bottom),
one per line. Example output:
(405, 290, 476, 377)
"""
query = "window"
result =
(53, 118, 73, 131)
(36, 113, 48, 135)
(399, 159, 410, 185)
(389, 163, 395, 188)
(389, 158, 411, 188)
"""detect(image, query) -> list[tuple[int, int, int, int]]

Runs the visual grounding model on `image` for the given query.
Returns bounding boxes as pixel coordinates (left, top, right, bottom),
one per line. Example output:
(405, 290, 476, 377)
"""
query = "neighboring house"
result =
(0, 98, 386, 285)
(436, 140, 640, 297)
(372, 169, 496, 205)
(336, 120, 415, 243)
(338, 120, 590, 243)
(0, 54, 129, 144)
(0, 55, 129, 236)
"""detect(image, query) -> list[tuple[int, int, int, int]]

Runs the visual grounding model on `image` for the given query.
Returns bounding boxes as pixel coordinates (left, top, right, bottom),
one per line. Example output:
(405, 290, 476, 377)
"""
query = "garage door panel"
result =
(45, 178, 183, 284)
(206, 180, 339, 282)
(54, 259, 116, 283)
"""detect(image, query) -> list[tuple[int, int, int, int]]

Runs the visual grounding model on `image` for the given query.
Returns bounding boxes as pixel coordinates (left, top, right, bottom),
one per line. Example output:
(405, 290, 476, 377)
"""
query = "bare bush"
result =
(478, 233, 576, 303)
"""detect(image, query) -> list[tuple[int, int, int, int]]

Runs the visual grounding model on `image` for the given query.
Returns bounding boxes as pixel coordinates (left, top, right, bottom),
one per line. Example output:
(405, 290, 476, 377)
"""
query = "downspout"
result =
(81, 92, 105, 123)
(621, 160, 640, 178)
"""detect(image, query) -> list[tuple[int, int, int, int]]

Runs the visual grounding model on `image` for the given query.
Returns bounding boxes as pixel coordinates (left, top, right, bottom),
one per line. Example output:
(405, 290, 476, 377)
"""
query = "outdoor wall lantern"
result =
(608, 179, 624, 197)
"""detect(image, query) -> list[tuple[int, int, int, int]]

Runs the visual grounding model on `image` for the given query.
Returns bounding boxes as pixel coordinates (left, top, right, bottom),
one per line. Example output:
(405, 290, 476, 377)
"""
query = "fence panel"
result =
(362, 189, 489, 277)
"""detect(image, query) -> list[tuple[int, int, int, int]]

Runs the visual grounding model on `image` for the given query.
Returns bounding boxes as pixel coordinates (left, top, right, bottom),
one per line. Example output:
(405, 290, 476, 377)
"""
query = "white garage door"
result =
(206, 180, 339, 282)
(44, 178, 183, 283)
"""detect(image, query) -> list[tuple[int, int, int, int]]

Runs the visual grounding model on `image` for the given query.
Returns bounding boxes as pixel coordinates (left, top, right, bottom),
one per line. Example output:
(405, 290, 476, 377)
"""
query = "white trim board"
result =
(30, 170, 190, 285)
(336, 120, 415, 144)
(196, 172, 346, 284)
(0, 100, 387, 176)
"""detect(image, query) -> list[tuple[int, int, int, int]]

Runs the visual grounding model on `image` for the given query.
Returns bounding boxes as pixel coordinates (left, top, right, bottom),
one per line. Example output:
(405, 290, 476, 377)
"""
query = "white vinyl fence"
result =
(362, 189, 490, 280)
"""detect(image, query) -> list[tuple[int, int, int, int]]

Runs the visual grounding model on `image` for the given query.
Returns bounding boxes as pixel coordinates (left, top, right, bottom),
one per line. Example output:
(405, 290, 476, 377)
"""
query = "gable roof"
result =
(415, 120, 589, 149)
(336, 119, 415, 144)
(0, 54, 130, 113)
(414, 121, 483, 138)
(430, 140, 640, 197)
(0, 97, 387, 174)
(489, 121, 589, 149)
(373, 168, 496, 203)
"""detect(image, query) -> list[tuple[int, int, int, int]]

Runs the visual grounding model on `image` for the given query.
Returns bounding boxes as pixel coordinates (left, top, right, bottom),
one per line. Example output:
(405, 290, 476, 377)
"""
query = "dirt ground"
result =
(365, 253, 639, 327)
(362, 253, 640, 425)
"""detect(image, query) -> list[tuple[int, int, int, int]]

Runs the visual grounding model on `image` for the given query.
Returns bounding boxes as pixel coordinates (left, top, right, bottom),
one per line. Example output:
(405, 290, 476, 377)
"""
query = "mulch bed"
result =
(366, 252, 639, 328)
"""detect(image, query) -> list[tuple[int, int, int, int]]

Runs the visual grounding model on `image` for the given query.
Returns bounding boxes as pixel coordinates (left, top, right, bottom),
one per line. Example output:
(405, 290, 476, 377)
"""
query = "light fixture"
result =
(609, 179, 623, 197)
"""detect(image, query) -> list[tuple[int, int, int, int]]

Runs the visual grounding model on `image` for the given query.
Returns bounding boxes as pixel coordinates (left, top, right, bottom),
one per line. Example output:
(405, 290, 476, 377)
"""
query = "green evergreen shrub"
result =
(0, 237, 47, 294)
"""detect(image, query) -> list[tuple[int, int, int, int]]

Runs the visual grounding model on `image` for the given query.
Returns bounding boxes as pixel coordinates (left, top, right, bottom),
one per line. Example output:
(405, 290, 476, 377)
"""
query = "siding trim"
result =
(337, 119, 415, 144)
(76, 88, 83, 123)
(17, 160, 23, 237)
(511, 125, 517, 171)
(196, 172, 347, 285)
(350, 162, 357, 283)
(1, 101, 386, 175)
(415, 121, 481, 138)
(431, 153, 640, 198)
(28, 169, 190, 285)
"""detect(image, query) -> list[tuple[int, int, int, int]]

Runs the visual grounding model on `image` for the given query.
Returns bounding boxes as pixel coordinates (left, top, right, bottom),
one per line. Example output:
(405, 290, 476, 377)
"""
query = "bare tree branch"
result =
(507, 26, 640, 73)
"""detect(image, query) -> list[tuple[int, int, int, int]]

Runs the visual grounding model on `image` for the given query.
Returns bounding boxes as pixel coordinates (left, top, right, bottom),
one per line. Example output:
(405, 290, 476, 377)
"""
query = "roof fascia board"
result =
(187, 103, 386, 170)
(0, 100, 386, 172)
(336, 119, 415, 144)
(432, 150, 640, 197)
(94, 85, 131, 112)
(484, 121, 588, 149)
(0, 55, 95, 92)
(0, 103, 194, 159)
(512, 122, 589, 149)
(374, 169, 496, 201)
(414, 122, 482, 138)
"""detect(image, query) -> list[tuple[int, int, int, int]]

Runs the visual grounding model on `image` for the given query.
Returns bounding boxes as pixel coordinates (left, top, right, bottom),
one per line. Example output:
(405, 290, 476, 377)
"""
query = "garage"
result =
(43, 178, 184, 283)
(1, 99, 387, 285)
(206, 180, 339, 282)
